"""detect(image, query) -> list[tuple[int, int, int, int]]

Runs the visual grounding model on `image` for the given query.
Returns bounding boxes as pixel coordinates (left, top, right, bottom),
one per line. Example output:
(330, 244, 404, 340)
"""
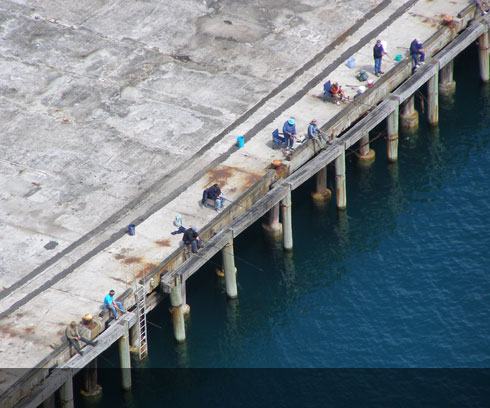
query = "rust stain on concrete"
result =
(136, 263, 158, 278)
(123, 256, 144, 265)
(155, 239, 171, 247)
(206, 167, 234, 188)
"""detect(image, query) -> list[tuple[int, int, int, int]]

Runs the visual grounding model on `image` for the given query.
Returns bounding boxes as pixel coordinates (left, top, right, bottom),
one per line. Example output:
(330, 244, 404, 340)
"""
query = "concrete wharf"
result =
(0, 0, 488, 406)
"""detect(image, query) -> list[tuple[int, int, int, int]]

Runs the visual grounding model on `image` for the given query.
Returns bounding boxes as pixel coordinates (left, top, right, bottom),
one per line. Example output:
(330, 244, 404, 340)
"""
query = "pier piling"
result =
(335, 149, 347, 210)
(281, 189, 294, 251)
(386, 108, 399, 163)
(81, 358, 102, 398)
(262, 204, 283, 237)
(169, 278, 186, 342)
(479, 31, 490, 82)
(427, 69, 439, 126)
(358, 134, 376, 164)
(222, 241, 238, 299)
(58, 372, 74, 408)
(311, 167, 332, 200)
(400, 95, 419, 130)
(439, 60, 456, 95)
(118, 322, 132, 390)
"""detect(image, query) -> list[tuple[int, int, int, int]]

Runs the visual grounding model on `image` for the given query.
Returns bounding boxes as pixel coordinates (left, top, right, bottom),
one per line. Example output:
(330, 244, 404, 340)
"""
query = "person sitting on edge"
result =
(104, 289, 125, 320)
(329, 82, 345, 105)
(202, 184, 226, 212)
(65, 321, 98, 356)
(307, 119, 321, 139)
(183, 226, 202, 254)
(373, 39, 387, 77)
(410, 38, 425, 69)
(282, 118, 297, 150)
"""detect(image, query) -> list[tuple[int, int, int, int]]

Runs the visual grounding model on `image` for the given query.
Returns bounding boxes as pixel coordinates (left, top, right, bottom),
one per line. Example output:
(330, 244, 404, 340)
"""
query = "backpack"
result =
(356, 69, 369, 82)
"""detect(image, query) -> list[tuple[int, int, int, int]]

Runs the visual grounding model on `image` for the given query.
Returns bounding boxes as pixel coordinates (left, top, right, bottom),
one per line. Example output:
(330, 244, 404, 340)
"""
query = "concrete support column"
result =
(281, 189, 293, 251)
(479, 31, 490, 83)
(311, 167, 332, 201)
(335, 149, 347, 210)
(439, 60, 456, 95)
(222, 241, 238, 299)
(41, 394, 55, 408)
(427, 70, 439, 126)
(358, 134, 375, 163)
(181, 279, 190, 317)
(261, 203, 282, 237)
(169, 278, 186, 343)
(118, 322, 132, 391)
(386, 108, 399, 163)
(129, 323, 139, 353)
(81, 358, 102, 398)
(400, 95, 419, 130)
(59, 372, 74, 408)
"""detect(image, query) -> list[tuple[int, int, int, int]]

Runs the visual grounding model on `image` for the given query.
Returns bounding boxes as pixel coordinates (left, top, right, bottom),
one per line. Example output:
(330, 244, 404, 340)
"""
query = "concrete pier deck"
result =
(0, 0, 479, 405)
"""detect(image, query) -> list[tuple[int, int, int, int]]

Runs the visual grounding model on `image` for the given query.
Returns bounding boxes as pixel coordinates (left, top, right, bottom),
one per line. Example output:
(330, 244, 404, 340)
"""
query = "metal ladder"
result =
(135, 284, 148, 360)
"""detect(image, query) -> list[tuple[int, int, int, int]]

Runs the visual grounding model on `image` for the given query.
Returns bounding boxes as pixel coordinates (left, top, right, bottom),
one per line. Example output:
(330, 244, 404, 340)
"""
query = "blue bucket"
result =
(237, 136, 244, 148)
(346, 57, 356, 68)
(128, 224, 136, 236)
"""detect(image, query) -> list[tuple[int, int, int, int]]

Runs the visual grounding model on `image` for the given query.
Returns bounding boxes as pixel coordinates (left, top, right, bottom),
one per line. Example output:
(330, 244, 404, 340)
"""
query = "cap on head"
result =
(70, 321, 77, 327)
(311, 119, 317, 124)
(213, 184, 219, 188)
(109, 289, 115, 295)
(376, 39, 381, 43)
(192, 226, 197, 232)
(288, 118, 295, 125)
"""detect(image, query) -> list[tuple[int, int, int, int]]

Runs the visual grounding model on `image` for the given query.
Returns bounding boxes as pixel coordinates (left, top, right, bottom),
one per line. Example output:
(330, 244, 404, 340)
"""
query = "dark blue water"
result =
(75, 46, 490, 406)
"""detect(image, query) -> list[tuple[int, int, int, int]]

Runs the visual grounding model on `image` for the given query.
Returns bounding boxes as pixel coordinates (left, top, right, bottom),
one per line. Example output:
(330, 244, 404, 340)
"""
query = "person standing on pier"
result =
(410, 38, 425, 70)
(183, 226, 202, 254)
(65, 321, 98, 356)
(282, 118, 297, 149)
(104, 289, 126, 320)
(373, 39, 386, 77)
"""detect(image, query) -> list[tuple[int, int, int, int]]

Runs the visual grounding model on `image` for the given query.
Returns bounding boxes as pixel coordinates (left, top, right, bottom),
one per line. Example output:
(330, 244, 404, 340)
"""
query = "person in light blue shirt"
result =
(104, 289, 125, 319)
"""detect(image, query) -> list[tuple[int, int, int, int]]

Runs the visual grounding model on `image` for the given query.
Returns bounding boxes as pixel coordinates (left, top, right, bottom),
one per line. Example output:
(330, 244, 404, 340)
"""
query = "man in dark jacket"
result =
(373, 39, 386, 77)
(183, 226, 202, 253)
(202, 184, 226, 212)
(410, 38, 425, 69)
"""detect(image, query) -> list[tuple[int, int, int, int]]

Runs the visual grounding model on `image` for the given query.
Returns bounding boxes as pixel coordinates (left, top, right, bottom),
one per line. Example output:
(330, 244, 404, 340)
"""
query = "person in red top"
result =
(329, 82, 345, 106)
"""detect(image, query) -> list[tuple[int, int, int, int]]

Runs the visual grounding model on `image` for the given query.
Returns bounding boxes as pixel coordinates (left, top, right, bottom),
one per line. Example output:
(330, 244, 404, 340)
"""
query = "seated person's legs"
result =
(80, 336, 97, 347)
(68, 338, 82, 355)
(115, 301, 125, 313)
(107, 304, 118, 318)
(418, 51, 425, 63)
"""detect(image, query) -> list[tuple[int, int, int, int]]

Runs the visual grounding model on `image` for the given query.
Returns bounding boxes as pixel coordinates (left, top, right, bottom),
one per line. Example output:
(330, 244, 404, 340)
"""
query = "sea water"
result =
(74, 45, 489, 407)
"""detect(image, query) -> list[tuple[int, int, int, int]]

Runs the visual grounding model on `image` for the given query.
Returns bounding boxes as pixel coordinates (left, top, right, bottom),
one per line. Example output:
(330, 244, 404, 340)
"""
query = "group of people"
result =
(66, 289, 126, 356)
(281, 117, 327, 150)
(373, 38, 425, 76)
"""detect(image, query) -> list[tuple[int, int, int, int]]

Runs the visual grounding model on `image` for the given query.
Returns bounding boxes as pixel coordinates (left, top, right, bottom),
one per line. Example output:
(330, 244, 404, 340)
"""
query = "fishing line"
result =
(197, 241, 265, 272)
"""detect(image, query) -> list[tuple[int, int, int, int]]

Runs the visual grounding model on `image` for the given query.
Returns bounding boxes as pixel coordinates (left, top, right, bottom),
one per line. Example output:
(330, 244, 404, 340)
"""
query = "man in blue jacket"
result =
(373, 39, 386, 77)
(282, 118, 297, 149)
